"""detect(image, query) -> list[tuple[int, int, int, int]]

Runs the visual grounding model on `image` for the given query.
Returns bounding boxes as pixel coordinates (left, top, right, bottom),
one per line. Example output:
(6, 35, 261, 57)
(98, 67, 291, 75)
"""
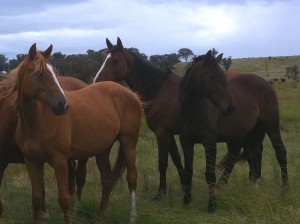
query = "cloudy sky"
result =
(1, 0, 299, 59)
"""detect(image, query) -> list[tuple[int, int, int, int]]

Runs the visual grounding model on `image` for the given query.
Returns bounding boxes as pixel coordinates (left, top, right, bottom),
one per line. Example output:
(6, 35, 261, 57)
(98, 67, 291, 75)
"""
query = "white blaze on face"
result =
(46, 63, 65, 97)
(93, 53, 111, 83)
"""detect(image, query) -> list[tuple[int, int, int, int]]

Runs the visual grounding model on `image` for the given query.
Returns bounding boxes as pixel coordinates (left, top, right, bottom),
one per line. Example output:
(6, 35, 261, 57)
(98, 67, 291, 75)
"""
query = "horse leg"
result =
(247, 123, 265, 184)
(267, 132, 288, 187)
(24, 156, 45, 223)
(0, 162, 8, 217)
(179, 136, 194, 205)
(41, 178, 49, 220)
(119, 135, 138, 224)
(75, 159, 88, 201)
(169, 136, 185, 192)
(247, 144, 263, 185)
(204, 144, 217, 212)
(153, 132, 170, 200)
(67, 160, 76, 198)
(218, 143, 241, 185)
(52, 156, 72, 224)
(96, 149, 112, 219)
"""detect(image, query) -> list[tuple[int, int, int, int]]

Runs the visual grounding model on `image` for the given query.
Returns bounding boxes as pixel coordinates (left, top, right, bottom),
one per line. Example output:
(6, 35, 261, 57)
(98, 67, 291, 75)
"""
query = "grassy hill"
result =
(174, 55, 300, 81)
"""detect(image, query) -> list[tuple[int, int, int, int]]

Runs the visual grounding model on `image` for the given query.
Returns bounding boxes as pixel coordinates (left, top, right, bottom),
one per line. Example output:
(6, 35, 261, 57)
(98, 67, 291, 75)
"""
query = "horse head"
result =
(180, 50, 234, 115)
(93, 37, 132, 83)
(17, 43, 68, 116)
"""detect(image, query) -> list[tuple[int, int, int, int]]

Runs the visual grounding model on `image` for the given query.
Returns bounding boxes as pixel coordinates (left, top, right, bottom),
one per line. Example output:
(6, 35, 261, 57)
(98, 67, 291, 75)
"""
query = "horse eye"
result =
(209, 75, 216, 80)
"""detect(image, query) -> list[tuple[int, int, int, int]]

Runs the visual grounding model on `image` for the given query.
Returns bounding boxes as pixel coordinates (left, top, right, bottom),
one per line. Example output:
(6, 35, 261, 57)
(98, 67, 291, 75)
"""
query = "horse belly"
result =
(69, 116, 120, 159)
(218, 107, 259, 140)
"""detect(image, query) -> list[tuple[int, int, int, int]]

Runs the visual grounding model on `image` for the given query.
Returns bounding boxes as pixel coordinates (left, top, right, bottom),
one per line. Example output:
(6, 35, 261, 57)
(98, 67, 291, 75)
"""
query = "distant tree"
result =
(149, 53, 180, 70)
(0, 54, 9, 73)
(9, 54, 26, 70)
(178, 48, 194, 62)
(286, 65, 299, 80)
(211, 48, 218, 57)
(127, 48, 148, 60)
(222, 56, 232, 71)
(50, 52, 66, 75)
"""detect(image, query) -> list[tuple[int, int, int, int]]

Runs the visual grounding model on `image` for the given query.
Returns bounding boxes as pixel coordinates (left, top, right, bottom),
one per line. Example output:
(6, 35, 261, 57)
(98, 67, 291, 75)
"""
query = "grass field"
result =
(0, 57, 299, 223)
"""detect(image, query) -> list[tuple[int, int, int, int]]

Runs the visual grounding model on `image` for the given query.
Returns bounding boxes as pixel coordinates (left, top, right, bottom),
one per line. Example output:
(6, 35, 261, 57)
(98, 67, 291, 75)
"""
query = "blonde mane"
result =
(0, 51, 46, 109)
(0, 69, 18, 98)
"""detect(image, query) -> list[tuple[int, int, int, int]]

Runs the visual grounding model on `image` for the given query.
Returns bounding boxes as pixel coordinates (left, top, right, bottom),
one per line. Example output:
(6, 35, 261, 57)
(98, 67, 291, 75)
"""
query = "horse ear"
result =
(28, 43, 37, 60)
(117, 37, 124, 49)
(216, 53, 223, 63)
(204, 50, 213, 64)
(106, 38, 113, 50)
(42, 44, 53, 58)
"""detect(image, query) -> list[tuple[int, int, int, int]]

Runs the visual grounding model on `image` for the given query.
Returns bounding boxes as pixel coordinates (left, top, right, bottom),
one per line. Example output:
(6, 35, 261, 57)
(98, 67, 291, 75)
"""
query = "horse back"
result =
(229, 73, 279, 112)
(217, 73, 279, 139)
(65, 81, 142, 158)
(57, 76, 87, 90)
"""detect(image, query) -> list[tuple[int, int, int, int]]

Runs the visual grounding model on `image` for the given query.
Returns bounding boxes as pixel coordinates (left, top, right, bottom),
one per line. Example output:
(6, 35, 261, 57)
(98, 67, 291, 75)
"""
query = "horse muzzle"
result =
(221, 104, 235, 116)
(52, 100, 69, 116)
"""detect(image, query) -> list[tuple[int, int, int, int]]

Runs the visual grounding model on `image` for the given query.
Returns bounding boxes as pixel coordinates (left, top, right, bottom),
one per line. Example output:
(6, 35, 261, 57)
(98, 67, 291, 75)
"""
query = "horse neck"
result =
(16, 69, 38, 128)
(127, 55, 170, 102)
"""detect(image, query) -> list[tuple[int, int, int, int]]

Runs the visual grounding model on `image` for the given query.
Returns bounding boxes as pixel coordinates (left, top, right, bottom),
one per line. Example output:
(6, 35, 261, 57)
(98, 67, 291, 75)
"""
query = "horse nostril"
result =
(58, 101, 68, 111)
(228, 105, 235, 114)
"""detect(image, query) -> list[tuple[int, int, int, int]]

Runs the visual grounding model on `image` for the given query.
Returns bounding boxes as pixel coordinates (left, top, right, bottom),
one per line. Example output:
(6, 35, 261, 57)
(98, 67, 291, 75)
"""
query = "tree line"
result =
(0, 47, 232, 83)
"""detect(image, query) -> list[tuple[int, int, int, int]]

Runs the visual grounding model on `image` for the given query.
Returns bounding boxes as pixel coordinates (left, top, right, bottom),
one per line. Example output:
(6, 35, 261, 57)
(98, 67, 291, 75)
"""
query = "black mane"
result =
(127, 50, 172, 102)
(179, 55, 206, 104)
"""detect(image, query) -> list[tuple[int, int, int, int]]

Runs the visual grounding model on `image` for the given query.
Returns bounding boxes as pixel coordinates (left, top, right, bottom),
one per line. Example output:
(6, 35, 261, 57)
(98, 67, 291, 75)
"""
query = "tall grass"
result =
(0, 60, 299, 223)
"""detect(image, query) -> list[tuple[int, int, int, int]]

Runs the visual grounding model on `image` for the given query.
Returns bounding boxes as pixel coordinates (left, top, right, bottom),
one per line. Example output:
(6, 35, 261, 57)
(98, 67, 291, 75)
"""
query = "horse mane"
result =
(1, 51, 47, 109)
(127, 51, 172, 102)
(0, 70, 18, 97)
(179, 54, 226, 118)
(109, 45, 172, 102)
(179, 55, 206, 105)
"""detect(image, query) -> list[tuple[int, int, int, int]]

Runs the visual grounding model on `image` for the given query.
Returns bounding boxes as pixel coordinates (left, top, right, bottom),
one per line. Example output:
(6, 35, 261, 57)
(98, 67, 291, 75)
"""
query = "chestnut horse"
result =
(0, 71, 88, 217)
(93, 38, 234, 202)
(14, 44, 142, 223)
(179, 55, 288, 212)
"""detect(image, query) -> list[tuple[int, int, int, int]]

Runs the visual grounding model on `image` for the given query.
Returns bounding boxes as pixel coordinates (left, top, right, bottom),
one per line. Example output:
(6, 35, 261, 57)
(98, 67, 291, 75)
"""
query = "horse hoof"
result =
(153, 190, 166, 201)
(255, 178, 261, 188)
(41, 211, 50, 221)
(208, 204, 216, 213)
(207, 200, 216, 213)
(183, 194, 191, 205)
(216, 181, 227, 188)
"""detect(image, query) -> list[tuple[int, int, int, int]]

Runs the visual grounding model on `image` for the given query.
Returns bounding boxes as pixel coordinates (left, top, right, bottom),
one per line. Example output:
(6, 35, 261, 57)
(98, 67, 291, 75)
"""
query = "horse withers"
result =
(14, 44, 142, 223)
(0, 69, 88, 217)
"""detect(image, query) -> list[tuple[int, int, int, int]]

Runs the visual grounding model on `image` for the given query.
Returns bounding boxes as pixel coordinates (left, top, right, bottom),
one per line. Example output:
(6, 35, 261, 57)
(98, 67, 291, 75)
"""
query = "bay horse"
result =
(179, 55, 288, 212)
(0, 70, 88, 217)
(93, 38, 233, 201)
(14, 43, 142, 223)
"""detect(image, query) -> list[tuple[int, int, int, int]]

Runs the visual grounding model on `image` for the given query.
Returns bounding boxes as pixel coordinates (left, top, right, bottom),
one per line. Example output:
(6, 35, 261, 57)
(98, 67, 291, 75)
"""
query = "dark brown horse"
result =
(14, 43, 142, 223)
(93, 38, 233, 202)
(0, 70, 88, 217)
(179, 55, 288, 212)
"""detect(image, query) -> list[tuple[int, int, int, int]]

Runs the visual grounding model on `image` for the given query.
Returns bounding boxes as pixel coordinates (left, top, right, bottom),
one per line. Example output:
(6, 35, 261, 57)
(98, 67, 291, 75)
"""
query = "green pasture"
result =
(0, 57, 299, 223)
